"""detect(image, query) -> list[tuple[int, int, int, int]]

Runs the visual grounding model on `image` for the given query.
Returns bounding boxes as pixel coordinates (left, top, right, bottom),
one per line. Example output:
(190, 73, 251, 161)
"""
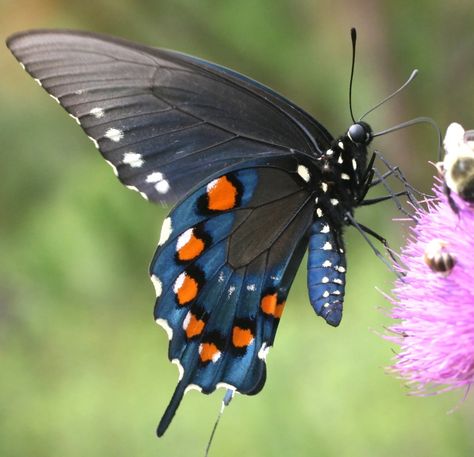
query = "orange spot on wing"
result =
(176, 274, 199, 305)
(232, 326, 254, 348)
(207, 176, 238, 211)
(199, 342, 221, 363)
(178, 233, 205, 261)
(261, 293, 285, 318)
(275, 301, 286, 319)
(185, 313, 205, 338)
(261, 293, 278, 315)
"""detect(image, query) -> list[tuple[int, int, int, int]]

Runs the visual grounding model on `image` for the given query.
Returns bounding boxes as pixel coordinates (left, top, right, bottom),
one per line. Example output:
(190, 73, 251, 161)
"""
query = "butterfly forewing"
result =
(7, 30, 333, 204)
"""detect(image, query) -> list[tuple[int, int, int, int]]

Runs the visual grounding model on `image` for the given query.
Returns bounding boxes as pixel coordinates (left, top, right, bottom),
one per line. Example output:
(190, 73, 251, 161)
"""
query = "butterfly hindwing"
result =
(7, 30, 334, 205)
(150, 158, 315, 435)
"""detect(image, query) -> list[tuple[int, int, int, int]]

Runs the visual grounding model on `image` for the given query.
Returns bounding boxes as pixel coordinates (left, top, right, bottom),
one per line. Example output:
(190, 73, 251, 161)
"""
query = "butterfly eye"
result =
(347, 122, 372, 145)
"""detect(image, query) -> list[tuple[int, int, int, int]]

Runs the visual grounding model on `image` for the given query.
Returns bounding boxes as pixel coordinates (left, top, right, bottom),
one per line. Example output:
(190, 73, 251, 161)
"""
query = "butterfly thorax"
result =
(309, 121, 373, 228)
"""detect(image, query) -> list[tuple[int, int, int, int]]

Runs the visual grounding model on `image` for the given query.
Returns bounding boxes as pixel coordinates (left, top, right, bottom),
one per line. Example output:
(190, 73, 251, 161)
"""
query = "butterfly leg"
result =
(372, 152, 425, 203)
(344, 212, 403, 278)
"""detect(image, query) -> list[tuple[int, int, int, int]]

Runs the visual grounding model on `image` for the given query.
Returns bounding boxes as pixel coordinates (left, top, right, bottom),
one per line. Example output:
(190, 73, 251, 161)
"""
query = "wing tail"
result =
(156, 379, 187, 437)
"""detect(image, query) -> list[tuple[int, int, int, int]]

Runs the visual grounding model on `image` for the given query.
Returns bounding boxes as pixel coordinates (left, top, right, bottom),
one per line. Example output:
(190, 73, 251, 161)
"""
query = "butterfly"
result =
(7, 29, 385, 436)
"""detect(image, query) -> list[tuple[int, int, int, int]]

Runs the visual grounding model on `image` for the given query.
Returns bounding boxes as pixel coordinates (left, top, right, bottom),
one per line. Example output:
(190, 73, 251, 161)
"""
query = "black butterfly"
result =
(7, 29, 393, 436)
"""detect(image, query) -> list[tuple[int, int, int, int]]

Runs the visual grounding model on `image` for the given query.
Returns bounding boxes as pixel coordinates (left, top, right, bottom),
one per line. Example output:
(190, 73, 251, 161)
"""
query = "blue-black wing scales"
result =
(6, 30, 333, 204)
(150, 158, 314, 435)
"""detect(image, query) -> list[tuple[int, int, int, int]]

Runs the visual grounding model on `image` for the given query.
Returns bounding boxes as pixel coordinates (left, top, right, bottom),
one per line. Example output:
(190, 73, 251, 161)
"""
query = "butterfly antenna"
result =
(204, 389, 234, 457)
(372, 116, 442, 160)
(348, 27, 357, 123)
(359, 69, 419, 122)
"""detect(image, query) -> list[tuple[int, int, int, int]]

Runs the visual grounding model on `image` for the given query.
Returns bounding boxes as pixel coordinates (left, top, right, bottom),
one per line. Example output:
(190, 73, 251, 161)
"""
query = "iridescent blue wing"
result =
(150, 156, 315, 435)
(6, 30, 333, 204)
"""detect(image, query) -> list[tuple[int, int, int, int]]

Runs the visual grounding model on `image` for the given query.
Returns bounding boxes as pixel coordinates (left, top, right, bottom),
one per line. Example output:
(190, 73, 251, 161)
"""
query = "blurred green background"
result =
(1, 1, 474, 456)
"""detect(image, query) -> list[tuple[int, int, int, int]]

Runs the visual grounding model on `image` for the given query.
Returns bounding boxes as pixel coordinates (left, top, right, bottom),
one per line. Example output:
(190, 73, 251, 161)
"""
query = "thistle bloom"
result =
(386, 123, 474, 394)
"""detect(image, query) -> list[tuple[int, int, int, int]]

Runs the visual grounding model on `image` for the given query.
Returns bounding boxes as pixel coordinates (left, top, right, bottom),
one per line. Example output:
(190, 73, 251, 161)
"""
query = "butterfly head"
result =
(346, 121, 373, 146)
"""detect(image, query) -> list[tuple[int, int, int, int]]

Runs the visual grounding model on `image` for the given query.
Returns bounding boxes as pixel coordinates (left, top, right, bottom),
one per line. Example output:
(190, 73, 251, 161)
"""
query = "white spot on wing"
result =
(330, 198, 339, 206)
(34, 78, 42, 86)
(68, 113, 80, 125)
(258, 342, 271, 360)
(352, 158, 357, 170)
(90, 107, 105, 119)
(49, 94, 60, 104)
(322, 277, 329, 283)
(333, 278, 343, 284)
(207, 179, 218, 192)
(105, 128, 124, 142)
(177, 229, 193, 250)
(246, 284, 256, 292)
(323, 242, 332, 250)
(321, 182, 328, 192)
(126, 185, 148, 201)
(326, 148, 334, 156)
(297, 164, 311, 182)
(150, 275, 163, 297)
(105, 160, 118, 176)
(321, 225, 330, 233)
(228, 285, 236, 297)
(146, 172, 164, 183)
(122, 152, 144, 168)
(171, 358, 184, 380)
(156, 318, 173, 340)
(322, 260, 332, 267)
(338, 141, 344, 149)
(216, 382, 237, 393)
(341, 173, 350, 180)
(158, 217, 172, 246)
(19, 62, 26, 70)
(88, 136, 99, 148)
(185, 384, 203, 394)
(316, 208, 323, 217)
(145, 172, 169, 194)
(182, 311, 191, 331)
(337, 155, 343, 164)
(173, 272, 186, 294)
(323, 291, 330, 298)
(155, 179, 170, 194)
(337, 266, 346, 273)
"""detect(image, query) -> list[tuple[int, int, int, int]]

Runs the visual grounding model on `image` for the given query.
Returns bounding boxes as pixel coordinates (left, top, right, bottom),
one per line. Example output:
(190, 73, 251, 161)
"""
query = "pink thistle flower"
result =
(386, 123, 474, 394)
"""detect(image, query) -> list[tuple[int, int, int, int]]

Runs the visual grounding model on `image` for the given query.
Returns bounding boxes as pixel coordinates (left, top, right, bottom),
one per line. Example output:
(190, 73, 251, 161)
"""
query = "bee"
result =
(423, 239, 456, 275)
(439, 122, 474, 209)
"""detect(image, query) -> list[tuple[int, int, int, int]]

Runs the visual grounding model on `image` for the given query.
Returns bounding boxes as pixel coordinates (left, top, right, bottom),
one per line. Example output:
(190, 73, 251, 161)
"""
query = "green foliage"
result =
(1, 1, 474, 456)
